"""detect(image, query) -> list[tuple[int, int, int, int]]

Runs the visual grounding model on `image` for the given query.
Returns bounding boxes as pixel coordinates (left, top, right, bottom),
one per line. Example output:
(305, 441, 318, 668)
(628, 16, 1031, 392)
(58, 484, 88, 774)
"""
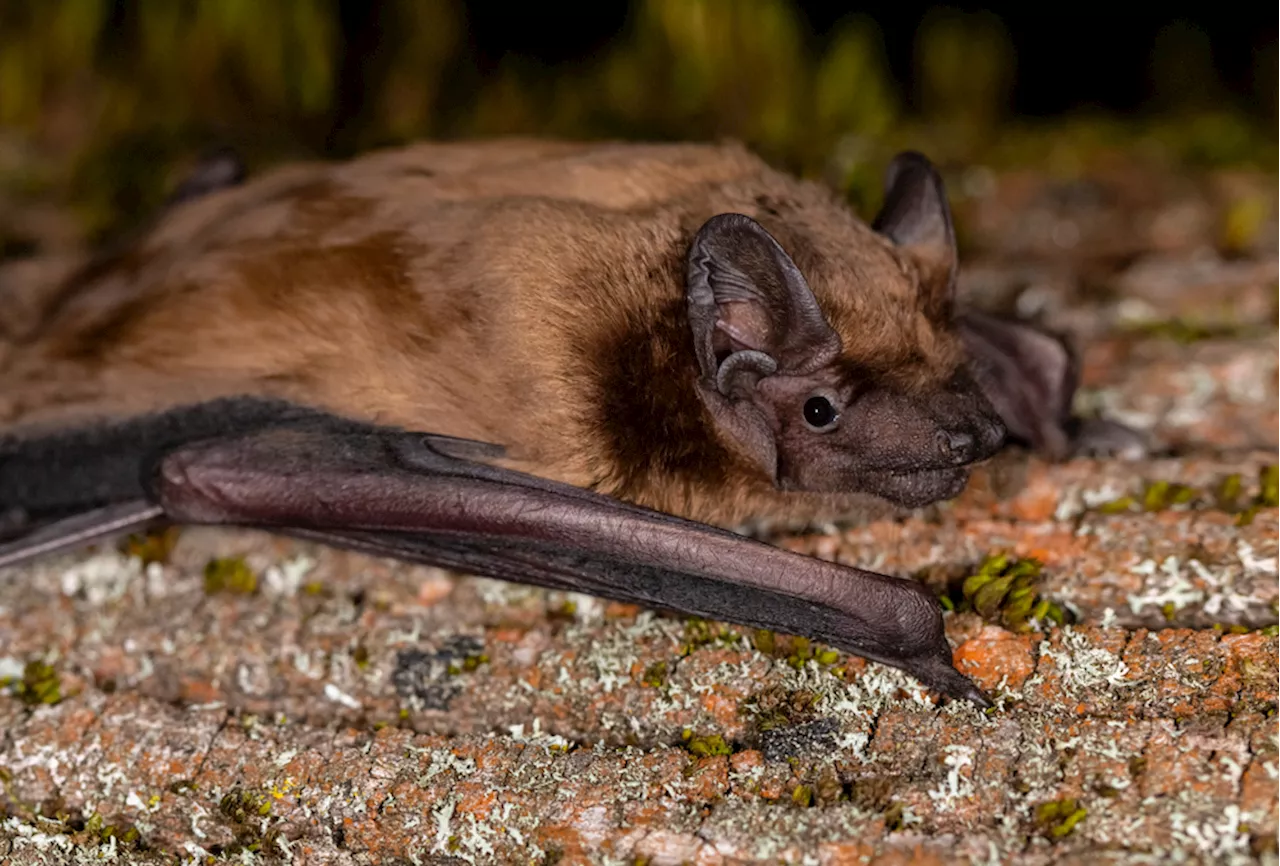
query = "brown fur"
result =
(0, 139, 970, 526)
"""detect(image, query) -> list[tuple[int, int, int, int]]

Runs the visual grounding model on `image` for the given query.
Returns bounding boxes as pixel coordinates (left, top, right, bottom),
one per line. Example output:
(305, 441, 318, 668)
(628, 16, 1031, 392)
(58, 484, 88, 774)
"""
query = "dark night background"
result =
(0, 1, 1274, 246)
(452, 1, 1274, 116)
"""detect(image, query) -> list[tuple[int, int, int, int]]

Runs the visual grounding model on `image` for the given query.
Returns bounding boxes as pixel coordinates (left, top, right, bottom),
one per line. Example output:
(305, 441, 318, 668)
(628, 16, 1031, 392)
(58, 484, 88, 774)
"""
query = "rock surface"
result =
(1, 155, 1277, 864)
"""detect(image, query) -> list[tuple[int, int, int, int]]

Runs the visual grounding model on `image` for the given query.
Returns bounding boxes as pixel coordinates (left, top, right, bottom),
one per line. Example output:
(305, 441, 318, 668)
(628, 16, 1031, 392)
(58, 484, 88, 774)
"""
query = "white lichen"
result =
(926, 745, 977, 809)
(57, 550, 144, 605)
(505, 717, 574, 752)
(322, 682, 362, 709)
(261, 553, 315, 596)
(1127, 556, 1204, 614)
(1168, 804, 1260, 865)
(1039, 626, 1136, 694)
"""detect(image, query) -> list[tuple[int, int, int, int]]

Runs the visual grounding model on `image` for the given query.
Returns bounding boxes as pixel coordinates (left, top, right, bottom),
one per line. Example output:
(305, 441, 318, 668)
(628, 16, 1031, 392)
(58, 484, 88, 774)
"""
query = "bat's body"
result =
(0, 140, 1140, 705)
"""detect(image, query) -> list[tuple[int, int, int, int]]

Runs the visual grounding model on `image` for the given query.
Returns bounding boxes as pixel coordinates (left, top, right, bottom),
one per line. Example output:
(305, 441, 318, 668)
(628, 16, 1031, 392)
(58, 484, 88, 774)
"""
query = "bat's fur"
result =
(3, 140, 991, 526)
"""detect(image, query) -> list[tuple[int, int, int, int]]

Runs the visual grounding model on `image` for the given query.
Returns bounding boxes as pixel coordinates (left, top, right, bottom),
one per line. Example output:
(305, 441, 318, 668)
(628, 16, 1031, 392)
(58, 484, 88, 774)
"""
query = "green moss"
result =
(1217, 473, 1244, 509)
(1259, 465, 1278, 507)
(121, 526, 181, 566)
(750, 628, 839, 670)
(791, 784, 814, 807)
(1053, 806, 1088, 837)
(13, 659, 63, 706)
(1233, 465, 1278, 525)
(752, 629, 776, 654)
(81, 811, 143, 850)
(1236, 507, 1260, 526)
(352, 644, 370, 668)
(970, 574, 1014, 618)
(679, 617, 743, 656)
(951, 554, 1062, 632)
(443, 643, 490, 676)
(548, 599, 577, 621)
(1036, 797, 1088, 838)
(882, 801, 905, 831)
(684, 733, 732, 758)
(641, 661, 668, 688)
(1141, 480, 1199, 511)
(1099, 479, 1202, 515)
(1122, 318, 1233, 344)
(749, 686, 819, 732)
(1220, 194, 1271, 255)
(203, 556, 258, 595)
(1097, 495, 1136, 514)
(219, 787, 272, 823)
(786, 636, 814, 669)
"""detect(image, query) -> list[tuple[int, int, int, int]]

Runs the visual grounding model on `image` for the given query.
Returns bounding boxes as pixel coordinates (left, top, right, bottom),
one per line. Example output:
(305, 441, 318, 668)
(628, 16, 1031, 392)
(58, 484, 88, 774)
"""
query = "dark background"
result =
(452, 1, 1274, 116)
(0, 0, 1274, 244)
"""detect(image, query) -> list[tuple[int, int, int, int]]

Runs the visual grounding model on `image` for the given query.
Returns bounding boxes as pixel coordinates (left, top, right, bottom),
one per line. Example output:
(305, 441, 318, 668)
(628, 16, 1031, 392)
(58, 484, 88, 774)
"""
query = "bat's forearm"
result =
(149, 426, 989, 706)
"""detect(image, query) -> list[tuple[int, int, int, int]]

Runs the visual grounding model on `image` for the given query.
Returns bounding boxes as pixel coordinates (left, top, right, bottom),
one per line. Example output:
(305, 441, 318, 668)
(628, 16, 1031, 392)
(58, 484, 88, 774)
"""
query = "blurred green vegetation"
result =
(0, 0, 1274, 244)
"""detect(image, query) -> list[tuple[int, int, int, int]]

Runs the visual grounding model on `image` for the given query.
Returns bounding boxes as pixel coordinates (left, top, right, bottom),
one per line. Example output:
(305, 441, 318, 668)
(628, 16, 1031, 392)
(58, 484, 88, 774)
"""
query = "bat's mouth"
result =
(863, 466, 970, 509)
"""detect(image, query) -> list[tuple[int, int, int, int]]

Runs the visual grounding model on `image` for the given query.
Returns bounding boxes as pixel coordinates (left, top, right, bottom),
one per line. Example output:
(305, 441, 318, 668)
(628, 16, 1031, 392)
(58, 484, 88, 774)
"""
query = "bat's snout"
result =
(935, 413, 1006, 466)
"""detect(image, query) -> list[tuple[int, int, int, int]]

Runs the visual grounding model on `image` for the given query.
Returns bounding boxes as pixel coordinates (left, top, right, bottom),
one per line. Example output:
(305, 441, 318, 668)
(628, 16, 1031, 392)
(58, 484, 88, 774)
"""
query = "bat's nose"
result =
(936, 417, 1005, 464)
(936, 429, 977, 463)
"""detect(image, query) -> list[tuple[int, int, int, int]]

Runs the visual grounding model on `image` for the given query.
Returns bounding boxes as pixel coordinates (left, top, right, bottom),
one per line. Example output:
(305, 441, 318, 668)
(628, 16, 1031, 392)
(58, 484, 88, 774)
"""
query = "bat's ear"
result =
(872, 151, 957, 320)
(957, 310, 1076, 459)
(957, 309, 1148, 461)
(686, 213, 841, 393)
(686, 213, 841, 480)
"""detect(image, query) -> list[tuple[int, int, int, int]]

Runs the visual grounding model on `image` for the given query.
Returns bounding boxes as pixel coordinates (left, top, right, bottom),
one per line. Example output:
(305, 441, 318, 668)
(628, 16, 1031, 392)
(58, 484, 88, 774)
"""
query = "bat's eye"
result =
(803, 396, 839, 430)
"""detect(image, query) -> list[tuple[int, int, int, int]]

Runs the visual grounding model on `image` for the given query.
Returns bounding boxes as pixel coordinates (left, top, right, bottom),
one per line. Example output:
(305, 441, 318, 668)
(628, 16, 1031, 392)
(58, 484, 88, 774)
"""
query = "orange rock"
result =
(817, 840, 876, 865)
(730, 749, 763, 774)
(455, 785, 497, 819)
(869, 845, 950, 865)
(1242, 755, 1280, 818)
(415, 573, 455, 605)
(178, 677, 221, 704)
(951, 626, 1036, 692)
(604, 601, 641, 618)
(685, 756, 729, 803)
(1006, 472, 1060, 522)
(700, 691, 740, 729)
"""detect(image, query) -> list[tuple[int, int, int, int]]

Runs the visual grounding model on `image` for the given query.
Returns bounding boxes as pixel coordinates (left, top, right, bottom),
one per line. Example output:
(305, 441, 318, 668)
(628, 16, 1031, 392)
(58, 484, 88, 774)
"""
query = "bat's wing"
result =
(957, 308, 1147, 461)
(0, 502, 164, 569)
(0, 409, 988, 706)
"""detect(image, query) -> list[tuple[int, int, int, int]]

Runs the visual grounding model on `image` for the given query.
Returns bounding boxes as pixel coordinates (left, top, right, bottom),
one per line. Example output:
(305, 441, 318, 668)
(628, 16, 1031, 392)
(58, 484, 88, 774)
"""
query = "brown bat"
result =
(0, 140, 1141, 707)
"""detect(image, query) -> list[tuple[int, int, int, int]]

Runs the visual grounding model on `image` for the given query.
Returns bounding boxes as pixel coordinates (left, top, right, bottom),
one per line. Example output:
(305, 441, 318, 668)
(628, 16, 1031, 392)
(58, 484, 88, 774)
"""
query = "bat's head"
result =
(686, 152, 1005, 509)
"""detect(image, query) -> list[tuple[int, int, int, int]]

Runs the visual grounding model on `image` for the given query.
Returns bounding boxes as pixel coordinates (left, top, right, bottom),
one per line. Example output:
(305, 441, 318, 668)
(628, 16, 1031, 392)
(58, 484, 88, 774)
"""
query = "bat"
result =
(0, 140, 1143, 706)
